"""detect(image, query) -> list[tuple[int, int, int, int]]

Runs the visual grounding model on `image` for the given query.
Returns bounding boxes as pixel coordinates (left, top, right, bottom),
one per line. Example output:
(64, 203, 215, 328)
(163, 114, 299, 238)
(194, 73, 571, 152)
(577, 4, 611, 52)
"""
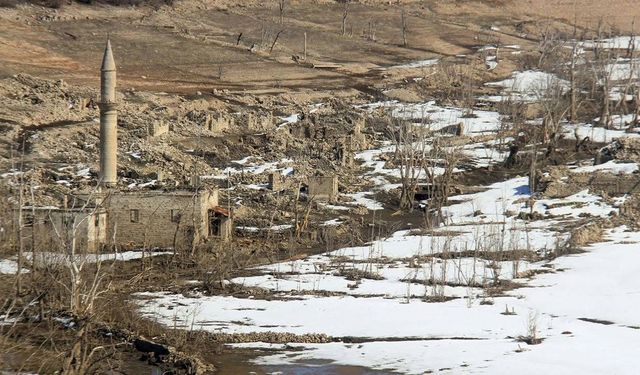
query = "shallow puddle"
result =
(214, 352, 394, 375)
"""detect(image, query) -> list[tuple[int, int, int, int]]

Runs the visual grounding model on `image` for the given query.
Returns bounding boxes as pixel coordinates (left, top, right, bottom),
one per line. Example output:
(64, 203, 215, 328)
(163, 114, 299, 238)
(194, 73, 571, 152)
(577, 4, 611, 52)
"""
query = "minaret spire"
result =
(99, 38, 118, 187)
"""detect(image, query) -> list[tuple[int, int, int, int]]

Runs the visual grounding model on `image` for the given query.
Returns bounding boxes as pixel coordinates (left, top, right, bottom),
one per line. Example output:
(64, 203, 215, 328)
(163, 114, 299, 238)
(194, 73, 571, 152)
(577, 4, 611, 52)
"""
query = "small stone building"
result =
(100, 189, 231, 250)
(24, 189, 232, 252)
(21, 41, 234, 254)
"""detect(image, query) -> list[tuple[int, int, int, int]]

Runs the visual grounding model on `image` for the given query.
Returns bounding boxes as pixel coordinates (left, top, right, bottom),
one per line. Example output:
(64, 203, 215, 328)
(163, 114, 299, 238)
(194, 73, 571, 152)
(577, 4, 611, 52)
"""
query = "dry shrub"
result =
(418, 61, 483, 104)
(568, 221, 604, 249)
(190, 243, 236, 294)
(619, 195, 640, 229)
(537, 167, 586, 199)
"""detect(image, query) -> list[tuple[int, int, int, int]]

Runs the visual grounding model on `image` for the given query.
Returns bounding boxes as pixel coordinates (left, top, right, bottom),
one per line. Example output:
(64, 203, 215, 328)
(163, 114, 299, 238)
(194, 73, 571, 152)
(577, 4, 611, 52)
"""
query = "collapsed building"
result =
(27, 40, 232, 252)
(538, 138, 640, 199)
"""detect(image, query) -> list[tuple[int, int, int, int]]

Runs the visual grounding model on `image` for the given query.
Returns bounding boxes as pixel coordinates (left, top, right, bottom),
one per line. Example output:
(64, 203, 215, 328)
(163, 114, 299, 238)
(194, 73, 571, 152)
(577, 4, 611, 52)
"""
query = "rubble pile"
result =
(0, 73, 387, 247)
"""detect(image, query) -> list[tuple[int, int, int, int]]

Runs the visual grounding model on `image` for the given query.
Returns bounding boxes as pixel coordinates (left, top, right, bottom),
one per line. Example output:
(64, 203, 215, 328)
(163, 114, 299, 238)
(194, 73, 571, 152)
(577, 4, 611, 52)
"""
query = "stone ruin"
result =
(538, 166, 640, 199)
(148, 120, 169, 137)
(193, 110, 275, 134)
(204, 112, 233, 134)
(595, 138, 640, 165)
(268, 172, 295, 192)
(240, 111, 275, 131)
(307, 175, 339, 202)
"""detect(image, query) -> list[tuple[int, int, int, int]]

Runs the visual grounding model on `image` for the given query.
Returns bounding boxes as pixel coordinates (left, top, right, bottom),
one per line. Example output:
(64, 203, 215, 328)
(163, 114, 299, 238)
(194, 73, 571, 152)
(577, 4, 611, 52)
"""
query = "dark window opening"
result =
(170, 209, 181, 223)
(208, 208, 230, 237)
(209, 211, 221, 236)
(62, 214, 73, 226)
(130, 209, 139, 223)
(24, 213, 34, 227)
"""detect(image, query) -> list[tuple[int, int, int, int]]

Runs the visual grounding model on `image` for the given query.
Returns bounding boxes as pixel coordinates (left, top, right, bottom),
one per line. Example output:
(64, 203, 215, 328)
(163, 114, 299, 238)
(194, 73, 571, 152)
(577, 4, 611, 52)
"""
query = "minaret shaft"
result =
(101, 70, 116, 103)
(99, 39, 117, 187)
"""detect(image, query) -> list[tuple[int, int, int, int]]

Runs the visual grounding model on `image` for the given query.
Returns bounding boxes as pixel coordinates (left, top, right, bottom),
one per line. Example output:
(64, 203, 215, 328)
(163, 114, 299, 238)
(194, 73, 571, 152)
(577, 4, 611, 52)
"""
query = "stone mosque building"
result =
(29, 40, 232, 252)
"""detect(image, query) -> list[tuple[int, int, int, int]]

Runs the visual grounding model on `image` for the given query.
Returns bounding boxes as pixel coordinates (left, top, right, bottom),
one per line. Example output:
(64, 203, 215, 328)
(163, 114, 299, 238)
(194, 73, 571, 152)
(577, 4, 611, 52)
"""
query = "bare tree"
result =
(270, 29, 285, 53)
(367, 19, 376, 42)
(614, 26, 637, 118)
(29, 190, 119, 374)
(590, 20, 616, 129)
(419, 138, 456, 227)
(259, 25, 285, 54)
(537, 22, 564, 68)
(278, 0, 286, 25)
(388, 117, 429, 210)
(341, 1, 350, 37)
(14, 138, 26, 297)
(568, 27, 581, 123)
(537, 74, 571, 148)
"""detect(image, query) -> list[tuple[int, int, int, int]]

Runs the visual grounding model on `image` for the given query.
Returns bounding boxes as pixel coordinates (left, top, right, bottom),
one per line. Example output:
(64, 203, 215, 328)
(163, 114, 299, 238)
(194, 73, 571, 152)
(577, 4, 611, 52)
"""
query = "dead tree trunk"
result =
(341, 2, 350, 36)
(278, 0, 285, 25)
(15, 135, 27, 296)
(569, 25, 581, 123)
(270, 29, 284, 53)
(401, 8, 408, 47)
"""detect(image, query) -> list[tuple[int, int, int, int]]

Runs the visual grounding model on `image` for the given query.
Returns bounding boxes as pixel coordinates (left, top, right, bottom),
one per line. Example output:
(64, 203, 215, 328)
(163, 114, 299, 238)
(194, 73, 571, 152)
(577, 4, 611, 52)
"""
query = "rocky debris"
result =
(207, 331, 331, 344)
(1, 73, 376, 197)
(1, 70, 385, 269)
(135, 338, 214, 375)
(538, 166, 640, 198)
(0, 74, 98, 127)
(96, 325, 215, 375)
(335, 268, 385, 281)
(594, 140, 623, 164)
(619, 195, 640, 229)
(567, 220, 606, 250)
(537, 167, 578, 198)
(595, 138, 640, 165)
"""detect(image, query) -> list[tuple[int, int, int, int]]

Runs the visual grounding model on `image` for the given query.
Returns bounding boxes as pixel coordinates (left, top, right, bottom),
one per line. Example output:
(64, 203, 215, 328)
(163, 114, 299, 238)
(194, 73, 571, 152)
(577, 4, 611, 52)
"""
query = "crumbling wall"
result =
(540, 167, 640, 198)
(205, 112, 233, 134)
(27, 208, 106, 253)
(246, 111, 274, 131)
(350, 116, 369, 151)
(268, 172, 295, 192)
(308, 175, 338, 201)
(148, 120, 169, 137)
(595, 138, 640, 165)
(620, 195, 640, 228)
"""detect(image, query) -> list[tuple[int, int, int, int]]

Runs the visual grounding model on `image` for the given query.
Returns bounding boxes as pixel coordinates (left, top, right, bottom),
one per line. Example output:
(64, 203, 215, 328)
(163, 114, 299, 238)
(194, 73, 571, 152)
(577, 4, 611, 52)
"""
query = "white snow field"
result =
(135, 96, 640, 373)
(136, 170, 639, 373)
(484, 70, 569, 102)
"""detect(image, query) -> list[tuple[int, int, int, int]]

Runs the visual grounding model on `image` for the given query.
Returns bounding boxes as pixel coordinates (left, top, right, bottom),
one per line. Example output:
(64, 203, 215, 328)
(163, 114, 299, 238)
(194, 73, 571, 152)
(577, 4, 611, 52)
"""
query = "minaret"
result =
(99, 39, 118, 187)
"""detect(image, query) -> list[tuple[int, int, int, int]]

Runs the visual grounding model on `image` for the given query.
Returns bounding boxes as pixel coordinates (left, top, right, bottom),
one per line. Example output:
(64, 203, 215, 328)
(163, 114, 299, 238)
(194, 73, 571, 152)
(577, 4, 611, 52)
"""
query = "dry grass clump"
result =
(567, 221, 604, 249)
